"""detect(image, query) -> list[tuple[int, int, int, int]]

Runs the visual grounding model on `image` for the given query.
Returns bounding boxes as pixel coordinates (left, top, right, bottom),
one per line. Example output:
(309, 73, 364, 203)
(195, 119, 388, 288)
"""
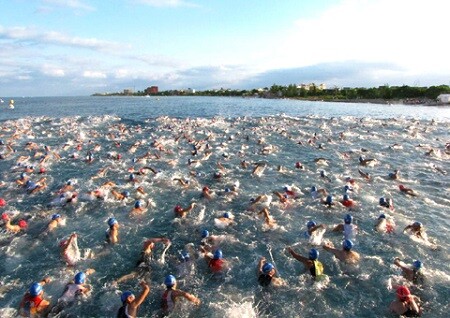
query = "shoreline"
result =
(284, 97, 447, 106)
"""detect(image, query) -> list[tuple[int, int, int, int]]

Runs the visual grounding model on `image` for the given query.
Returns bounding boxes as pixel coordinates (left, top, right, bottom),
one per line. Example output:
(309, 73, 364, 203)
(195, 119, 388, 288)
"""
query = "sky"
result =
(0, 0, 449, 96)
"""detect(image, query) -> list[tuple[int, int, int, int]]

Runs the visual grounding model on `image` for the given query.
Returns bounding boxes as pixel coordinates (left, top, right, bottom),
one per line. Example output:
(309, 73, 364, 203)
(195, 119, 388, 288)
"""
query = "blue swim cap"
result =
(309, 248, 319, 260)
(67, 180, 72, 186)
(344, 214, 353, 224)
(225, 188, 231, 193)
(20, 172, 27, 179)
(343, 194, 350, 201)
(413, 222, 422, 228)
(344, 185, 352, 192)
(121, 291, 133, 303)
(129, 173, 135, 181)
(52, 213, 61, 220)
(181, 251, 190, 261)
(343, 239, 354, 251)
(320, 170, 326, 177)
(307, 221, 317, 229)
(213, 249, 223, 259)
(122, 191, 130, 198)
(164, 275, 176, 287)
(29, 282, 43, 296)
(74, 272, 86, 284)
(378, 214, 386, 219)
(413, 260, 422, 269)
(223, 212, 230, 218)
(326, 195, 333, 204)
(359, 155, 364, 162)
(201, 229, 209, 238)
(107, 217, 118, 227)
(379, 197, 387, 205)
(311, 186, 317, 192)
(134, 200, 142, 209)
(262, 262, 274, 274)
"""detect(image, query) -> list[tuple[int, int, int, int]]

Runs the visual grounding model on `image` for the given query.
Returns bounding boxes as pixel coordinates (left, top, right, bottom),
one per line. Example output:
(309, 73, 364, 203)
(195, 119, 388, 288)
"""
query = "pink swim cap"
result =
(2, 213, 8, 220)
(0, 198, 6, 207)
(18, 219, 28, 228)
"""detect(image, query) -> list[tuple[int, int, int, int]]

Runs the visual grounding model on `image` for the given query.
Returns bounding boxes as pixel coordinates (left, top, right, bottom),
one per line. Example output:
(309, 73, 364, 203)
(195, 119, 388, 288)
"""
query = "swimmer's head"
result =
(412, 221, 422, 228)
(52, 213, 61, 220)
(311, 186, 317, 192)
(122, 191, 130, 198)
(18, 220, 27, 228)
(134, 200, 142, 209)
(320, 170, 326, 177)
(224, 188, 231, 193)
(343, 194, 350, 201)
(201, 229, 209, 238)
(29, 282, 43, 296)
(129, 174, 135, 181)
(74, 272, 86, 284)
(309, 248, 319, 260)
(399, 184, 405, 190)
(213, 249, 223, 260)
(344, 185, 352, 192)
(344, 214, 353, 224)
(396, 285, 411, 301)
(359, 155, 364, 162)
(379, 197, 387, 205)
(107, 218, 118, 227)
(121, 291, 134, 303)
(20, 172, 27, 179)
(262, 262, 274, 274)
(66, 180, 72, 186)
(413, 260, 422, 270)
(223, 212, 230, 219)
(343, 239, 354, 251)
(202, 186, 210, 192)
(0, 198, 6, 207)
(174, 205, 183, 213)
(213, 172, 222, 179)
(378, 214, 386, 219)
(180, 251, 190, 262)
(307, 220, 317, 229)
(164, 275, 176, 287)
(295, 162, 302, 168)
(326, 195, 333, 204)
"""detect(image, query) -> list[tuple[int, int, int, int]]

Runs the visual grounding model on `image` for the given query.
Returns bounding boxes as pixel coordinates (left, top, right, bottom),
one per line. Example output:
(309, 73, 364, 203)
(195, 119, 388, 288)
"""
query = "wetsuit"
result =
(258, 274, 272, 287)
(402, 307, 420, 317)
(161, 289, 175, 313)
(117, 303, 131, 318)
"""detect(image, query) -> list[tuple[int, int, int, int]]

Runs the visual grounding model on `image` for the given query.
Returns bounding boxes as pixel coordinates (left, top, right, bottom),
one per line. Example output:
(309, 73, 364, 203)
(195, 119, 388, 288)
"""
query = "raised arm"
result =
(132, 281, 150, 308)
(287, 247, 309, 266)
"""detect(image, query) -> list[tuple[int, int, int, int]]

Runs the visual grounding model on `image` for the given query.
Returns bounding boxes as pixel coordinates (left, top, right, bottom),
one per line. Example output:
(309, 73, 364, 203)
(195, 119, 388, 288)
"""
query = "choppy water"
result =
(0, 97, 449, 318)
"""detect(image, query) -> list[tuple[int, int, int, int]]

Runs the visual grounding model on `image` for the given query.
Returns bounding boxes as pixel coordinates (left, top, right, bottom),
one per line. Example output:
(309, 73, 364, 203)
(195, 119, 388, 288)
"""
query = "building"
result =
(437, 94, 450, 104)
(123, 88, 133, 95)
(145, 86, 159, 95)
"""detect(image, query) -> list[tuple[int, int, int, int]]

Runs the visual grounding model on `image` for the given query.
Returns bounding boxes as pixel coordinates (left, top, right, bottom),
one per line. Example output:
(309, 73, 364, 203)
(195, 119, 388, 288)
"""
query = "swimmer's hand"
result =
(85, 268, 95, 275)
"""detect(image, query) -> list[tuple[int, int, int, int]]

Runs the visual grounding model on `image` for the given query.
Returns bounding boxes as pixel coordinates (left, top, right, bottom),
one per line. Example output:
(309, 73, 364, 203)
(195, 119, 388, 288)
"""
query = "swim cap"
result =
(224, 188, 231, 193)
(164, 275, 176, 287)
(122, 191, 130, 198)
(52, 214, 61, 220)
(107, 217, 118, 227)
(213, 172, 222, 179)
(413, 260, 422, 269)
(202, 186, 209, 192)
(307, 221, 317, 229)
(1, 213, 8, 220)
(134, 200, 142, 209)
(129, 174, 135, 181)
(74, 272, 86, 284)
(309, 248, 319, 260)
(20, 172, 27, 179)
(0, 198, 6, 207)
(379, 197, 387, 205)
(412, 222, 422, 228)
(262, 262, 274, 274)
(396, 286, 411, 301)
(311, 186, 317, 192)
(181, 251, 190, 261)
(326, 195, 333, 204)
(223, 212, 230, 218)
(18, 220, 27, 228)
(29, 282, 43, 296)
(320, 170, 326, 177)
(343, 239, 354, 251)
(344, 214, 353, 224)
(67, 180, 72, 186)
(295, 162, 302, 168)
(201, 229, 209, 238)
(359, 155, 364, 162)
(344, 185, 352, 192)
(213, 249, 223, 259)
(121, 291, 133, 303)
(378, 214, 386, 219)
(39, 167, 46, 174)
(343, 194, 350, 201)
(174, 205, 183, 213)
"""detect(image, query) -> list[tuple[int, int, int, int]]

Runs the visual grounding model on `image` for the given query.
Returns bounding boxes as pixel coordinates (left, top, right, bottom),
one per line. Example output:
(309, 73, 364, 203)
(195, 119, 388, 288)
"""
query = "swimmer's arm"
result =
(132, 281, 150, 308)
(322, 244, 339, 256)
(176, 290, 201, 305)
(407, 295, 420, 314)
(332, 224, 344, 232)
(311, 224, 326, 232)
(393, 258, 411, 274)
(287, 247, 309, 266)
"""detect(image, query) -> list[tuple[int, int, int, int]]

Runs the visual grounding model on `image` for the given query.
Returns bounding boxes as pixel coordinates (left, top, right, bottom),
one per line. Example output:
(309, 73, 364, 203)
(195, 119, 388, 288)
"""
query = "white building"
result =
(437, 94, 450, 104)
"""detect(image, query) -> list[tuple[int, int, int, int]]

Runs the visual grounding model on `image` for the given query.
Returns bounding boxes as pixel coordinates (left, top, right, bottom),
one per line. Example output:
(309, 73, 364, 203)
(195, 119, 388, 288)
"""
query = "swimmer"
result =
(58, 180, 75, 194)
(118, 281, 150, 318)
(173, 177, 191, 188)
(111, 190, 130, 201)
(252, 162, 267, 176)
(358, 168, 370, 180)
(44, 213, 64, 233)
(394, 258, 425, 285)
(321, 194, 335, 207)
(388, 169, 400, 180)
(16, 172, 30, 186)
(174, 202, 196, 218)
(389, 285, 422, 316)
(310, 186, 328, 199)
(257, 207, 277, 227)
(322, 239, 360, 264)
(403, 222, 426, 240)
(105, 218, 119, 244)
(295, 161, 305, 170)
(50, 270, 95, 315)
(379, 197, 394, 210)
(215, 212, 236, 227)
(272, 191, 288, 204)
(340, 194, 357, 208)
(18, 278, 51, 317)
(249, 194, 272, 211)
(374, 214, 395, 233)
(359, 155, 376, 166)
(161, 275, 200, 314)
(2, 214, 27, 233)
(399, 184, 418, 197)
(130, 199, 152, 215)
(332, 214, 358, 241)
(60, 233, 81, 266)
(287, 247, 324, 280)
(319, 170, 331, 182)
(201, 186, 214, 200)
(257, 257, 284, 287)
(204, 249, 228, 274)
(25, 178, 47, 194)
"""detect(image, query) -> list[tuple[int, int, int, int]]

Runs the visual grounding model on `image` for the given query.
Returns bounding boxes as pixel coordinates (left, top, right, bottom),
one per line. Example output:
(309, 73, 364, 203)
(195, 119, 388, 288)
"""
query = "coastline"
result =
(286, 97, 446, 106)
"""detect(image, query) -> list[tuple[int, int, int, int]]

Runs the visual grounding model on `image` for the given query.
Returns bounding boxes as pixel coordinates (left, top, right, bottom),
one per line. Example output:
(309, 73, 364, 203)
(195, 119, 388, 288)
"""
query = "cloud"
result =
(83, 70, 107, 79)
(42, 0, 95, 11)
(134, 0, 200, 8)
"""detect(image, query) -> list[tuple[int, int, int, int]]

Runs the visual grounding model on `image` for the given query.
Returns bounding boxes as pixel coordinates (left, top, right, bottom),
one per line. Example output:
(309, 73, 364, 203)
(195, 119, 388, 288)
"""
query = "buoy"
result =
(9, 99, 14, 109)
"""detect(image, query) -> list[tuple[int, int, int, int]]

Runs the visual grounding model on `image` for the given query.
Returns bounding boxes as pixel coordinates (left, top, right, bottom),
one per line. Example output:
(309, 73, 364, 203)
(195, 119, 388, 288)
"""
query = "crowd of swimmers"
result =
(0, 116, 448, 317)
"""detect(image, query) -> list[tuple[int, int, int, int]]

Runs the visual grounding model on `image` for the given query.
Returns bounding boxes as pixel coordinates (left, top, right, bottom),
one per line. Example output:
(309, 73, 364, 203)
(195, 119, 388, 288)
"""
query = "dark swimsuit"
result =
(258, 274, 272, 287)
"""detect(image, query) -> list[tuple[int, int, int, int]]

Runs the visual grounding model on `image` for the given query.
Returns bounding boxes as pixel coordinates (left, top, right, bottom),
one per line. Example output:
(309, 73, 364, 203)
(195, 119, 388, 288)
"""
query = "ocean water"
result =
(0, 96, 449, 318)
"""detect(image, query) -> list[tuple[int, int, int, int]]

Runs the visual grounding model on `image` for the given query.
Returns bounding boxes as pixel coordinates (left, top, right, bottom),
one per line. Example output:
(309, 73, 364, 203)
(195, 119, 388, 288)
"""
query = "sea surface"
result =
(0, 96, 449, 317)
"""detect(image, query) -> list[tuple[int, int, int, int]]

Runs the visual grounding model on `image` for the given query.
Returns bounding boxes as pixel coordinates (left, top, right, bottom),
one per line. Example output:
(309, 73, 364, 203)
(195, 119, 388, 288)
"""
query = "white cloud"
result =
(134, 0, 200, 8)
(41, 65, 66, 77)
(83, 70, 107, 79)
(42, 0, 95, 11)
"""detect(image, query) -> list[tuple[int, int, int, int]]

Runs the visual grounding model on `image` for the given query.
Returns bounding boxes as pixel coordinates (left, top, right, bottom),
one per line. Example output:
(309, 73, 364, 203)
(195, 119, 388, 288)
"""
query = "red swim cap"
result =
(295, 162, 302, 168)
(202, 186, 209, 192)
(399, 185, 405, 190)
(2, 213, 8, 220)
(174, 205, 183, 213)
(0, 198, 6, 207)
(396, 286, 411, 301)
(39, 167, 46, 174)
(18, 219, 27, 228)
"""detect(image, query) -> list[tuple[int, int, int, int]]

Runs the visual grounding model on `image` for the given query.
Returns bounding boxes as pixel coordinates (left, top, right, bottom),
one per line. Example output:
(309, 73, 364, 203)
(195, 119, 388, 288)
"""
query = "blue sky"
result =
(0, 0, 449, 96)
